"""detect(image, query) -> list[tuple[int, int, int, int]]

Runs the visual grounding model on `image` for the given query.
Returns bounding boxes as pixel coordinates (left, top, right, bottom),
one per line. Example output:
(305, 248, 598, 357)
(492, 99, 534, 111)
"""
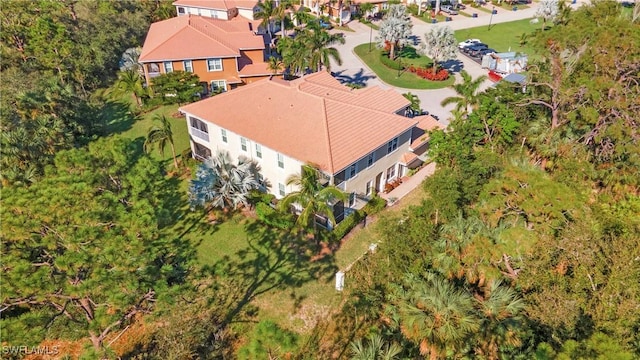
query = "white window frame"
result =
(277, 153, 284, 169)
(386, 164, 396, 180)
(278, 183, 285, 196)
(210, 80, 227, 92)
(177, 7, 186, 14)
(207, 58, 223, 72)
(387, 137, 398, 154)
(163, 61, 173, 73)
(366, 153, 375, 168)
(221, 129, 228, 143)
(240, 137, 248, 152)
(349, 163, 357, 179)
(349, 192, 357, 207)
(255, 144, 262, 159)
(183, 60, 193, 72)
(366, 180, 373, 196)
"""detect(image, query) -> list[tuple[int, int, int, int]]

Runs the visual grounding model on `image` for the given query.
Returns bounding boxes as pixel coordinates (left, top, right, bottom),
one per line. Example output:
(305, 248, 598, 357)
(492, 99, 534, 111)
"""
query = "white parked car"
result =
(458, 39, 482, 49)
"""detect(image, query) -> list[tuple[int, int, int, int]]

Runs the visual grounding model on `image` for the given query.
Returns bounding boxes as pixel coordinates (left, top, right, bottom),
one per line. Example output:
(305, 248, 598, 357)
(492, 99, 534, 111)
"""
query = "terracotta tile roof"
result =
(173, 0, 258, 10)
(409, 115, 445, 150)
(180, 72, 417, 174)
(400, 152, 419, 166)
(139, 15, 264, 62)
(239, 62, 275, 77)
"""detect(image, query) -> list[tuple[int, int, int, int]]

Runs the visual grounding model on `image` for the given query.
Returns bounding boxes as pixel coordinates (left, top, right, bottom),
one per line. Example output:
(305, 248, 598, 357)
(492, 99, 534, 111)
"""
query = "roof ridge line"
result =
(320, 97, 335, 174)
(141, 17, 192, 61)
(189, 17, 238, 53)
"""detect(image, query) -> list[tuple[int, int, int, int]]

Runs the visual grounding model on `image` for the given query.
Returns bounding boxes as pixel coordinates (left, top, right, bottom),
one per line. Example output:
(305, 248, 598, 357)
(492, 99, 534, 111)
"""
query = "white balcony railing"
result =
(191, 127, 209, 142)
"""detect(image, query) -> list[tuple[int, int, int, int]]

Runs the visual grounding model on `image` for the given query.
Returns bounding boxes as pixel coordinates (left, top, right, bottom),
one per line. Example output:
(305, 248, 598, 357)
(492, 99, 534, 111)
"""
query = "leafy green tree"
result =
(402, 92, 421, 113)
(360, 2, 375, 18)
(377, 5, 413, 60)
(267, 55, 284, 75)
(151, 71, 201, 105)
(277, 23, 345, 73)
(440, 70, 488, 116)
(144, 114, 179, 168)
(238, 320, 299, 360)
(1, 137, 190, 353)
(422, 26, 457, 74)
(278, 164, 346, 237)
(189, 150, 262, 211)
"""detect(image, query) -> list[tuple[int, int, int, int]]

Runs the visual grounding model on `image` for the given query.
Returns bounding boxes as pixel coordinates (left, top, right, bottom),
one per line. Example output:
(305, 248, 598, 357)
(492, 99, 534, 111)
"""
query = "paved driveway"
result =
(328, 4, 546, 124)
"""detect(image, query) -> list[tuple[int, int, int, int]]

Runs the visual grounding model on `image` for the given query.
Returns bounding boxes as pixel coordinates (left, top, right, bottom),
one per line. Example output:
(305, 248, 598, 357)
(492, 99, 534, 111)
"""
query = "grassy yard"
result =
(354, 43, 455, 89)
(454, 18, 543, 58)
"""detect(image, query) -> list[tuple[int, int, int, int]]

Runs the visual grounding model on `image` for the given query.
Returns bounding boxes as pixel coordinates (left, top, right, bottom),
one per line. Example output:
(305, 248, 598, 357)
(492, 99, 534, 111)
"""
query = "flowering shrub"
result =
(408, 66, 450, 81)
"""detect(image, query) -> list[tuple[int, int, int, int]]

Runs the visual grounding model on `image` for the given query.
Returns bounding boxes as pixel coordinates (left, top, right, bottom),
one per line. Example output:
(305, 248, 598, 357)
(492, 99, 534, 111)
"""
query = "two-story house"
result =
(179, 72, 433, 219)
(139, 15, 273, 94)
(173, 0, 261, 21)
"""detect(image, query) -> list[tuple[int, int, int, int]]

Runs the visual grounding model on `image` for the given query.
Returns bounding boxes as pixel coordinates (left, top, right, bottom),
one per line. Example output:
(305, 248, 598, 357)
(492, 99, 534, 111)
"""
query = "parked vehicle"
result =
(458, 38, 482, 49)
(469, 46, 492, 57)
(319, 20, 333, 29)
(477, 48, 497, 56)
(441, 5, 459, 15)
(463, 43, 488, 54)
(457, 3, 467, 9)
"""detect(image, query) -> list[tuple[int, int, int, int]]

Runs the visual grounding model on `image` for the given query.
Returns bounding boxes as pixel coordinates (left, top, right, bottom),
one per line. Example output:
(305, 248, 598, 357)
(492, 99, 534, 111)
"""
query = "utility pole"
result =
(488, 6, 496, 30)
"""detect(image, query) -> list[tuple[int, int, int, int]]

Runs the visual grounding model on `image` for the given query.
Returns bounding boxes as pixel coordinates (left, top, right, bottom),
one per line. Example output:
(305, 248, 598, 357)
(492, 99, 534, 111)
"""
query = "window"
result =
(183, 60, 193, 72)
(240, 137, 247, 152)
(177, 7, 185, 14)
(387, 138, 398, 154)
(349, 163, 357, 179)
(386, 165, 396, 180)
(207, 58, 223, 71)
(148, 63, 160, 73)
(220, 129, 227, 143)
(211, 80, 227, 93)
(277, 153, 284, 169)
(366, 153, 375, 168)
(349, 192, 356, 207)
(255, 144, 262, 159)
(278, 183, 285, 196)
(163, 61, 173, 73)
(211, 10, 219, 18)
(366, 180, 373, 195)
(189, 116, 209, 141)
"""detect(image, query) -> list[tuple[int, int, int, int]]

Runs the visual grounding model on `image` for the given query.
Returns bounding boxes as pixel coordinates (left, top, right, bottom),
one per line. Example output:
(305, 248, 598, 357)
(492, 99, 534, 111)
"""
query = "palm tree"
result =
(474, 281, 525, 360)
(300, 25, 345, 72)
(350, 333, 402, 360)
(376, 5, 413, 60)
(112, 69, 145, 107)
(402, 92, 421, 113)
(278, 164, 346, 237)
(440, 70, 487, 115)
(144, 114, 179, 168)
(391, 272, 479, 359)
(255, 0, 278, 38)
(359, 2, 374, 18)
(267, 56, 284, 75)
(189, 150, 261, 211)
(275, 0, 293, 36)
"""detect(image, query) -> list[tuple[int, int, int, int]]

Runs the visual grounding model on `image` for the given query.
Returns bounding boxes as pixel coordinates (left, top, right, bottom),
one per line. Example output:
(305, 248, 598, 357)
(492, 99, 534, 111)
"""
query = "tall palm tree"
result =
(112, 69, 145, 107)
(144, 114, 179, 168)
(391, 272, 479, 359)
(255, 0, 278, 38)
(189, 150, 261, 211)
(278, 164, 346, 237)
(275, 0, 293, 36)
(440, 70, 487, 115)
(267, 56, 284, 75)
(300, 25, 345, 72)
(350, 333, 402, 360)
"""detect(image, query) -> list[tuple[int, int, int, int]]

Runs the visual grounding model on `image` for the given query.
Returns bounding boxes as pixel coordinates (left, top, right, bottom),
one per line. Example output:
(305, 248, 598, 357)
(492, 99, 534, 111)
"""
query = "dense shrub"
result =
(333, 210, 364, 240)
(248, 190, 275, 206)
(408, 66, 450, 81)
(380, 53, 404, 70)
(363, 195, 387, 215)
(255, 202, 294, 229)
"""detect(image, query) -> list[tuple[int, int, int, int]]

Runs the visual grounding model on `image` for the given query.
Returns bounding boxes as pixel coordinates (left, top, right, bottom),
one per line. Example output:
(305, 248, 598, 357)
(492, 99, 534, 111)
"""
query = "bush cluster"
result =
(255, 202, 295, 229)
(408, 66, 450, 81)
(333, 195, 388, 240)
(380, 53, 404, 70)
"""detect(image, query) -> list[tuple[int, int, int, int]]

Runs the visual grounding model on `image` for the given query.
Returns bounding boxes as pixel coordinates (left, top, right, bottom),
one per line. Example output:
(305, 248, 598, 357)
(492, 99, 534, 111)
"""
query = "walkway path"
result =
(380, 162, 436, 203)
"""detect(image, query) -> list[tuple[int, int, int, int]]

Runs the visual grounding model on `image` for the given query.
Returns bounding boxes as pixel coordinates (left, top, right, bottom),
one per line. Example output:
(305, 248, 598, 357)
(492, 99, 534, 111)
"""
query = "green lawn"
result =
(454, 18, 543, 58)
(354, 43, 455, 89)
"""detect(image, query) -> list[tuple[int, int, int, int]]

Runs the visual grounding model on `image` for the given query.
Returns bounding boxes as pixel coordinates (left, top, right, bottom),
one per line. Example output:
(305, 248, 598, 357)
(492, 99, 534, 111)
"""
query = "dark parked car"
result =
(469, 46, 494, 57)
(477, 48, 497, 56)
(463, 43, 488, 54)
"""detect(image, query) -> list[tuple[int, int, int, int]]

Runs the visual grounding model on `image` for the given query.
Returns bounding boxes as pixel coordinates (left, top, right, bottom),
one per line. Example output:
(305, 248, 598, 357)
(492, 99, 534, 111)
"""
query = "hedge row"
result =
(380, 53, 404, 70)
(255, 202, 295, 229)
(333, 195, 388, 240)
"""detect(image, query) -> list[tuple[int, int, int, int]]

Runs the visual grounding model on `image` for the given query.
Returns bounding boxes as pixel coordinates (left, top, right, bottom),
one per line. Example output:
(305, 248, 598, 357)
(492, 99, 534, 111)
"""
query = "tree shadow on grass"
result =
(94, 100, 140, 136)
(398, 45, 421, 59)
(332, 69, 377, 88)
(211, 220, 338, 325)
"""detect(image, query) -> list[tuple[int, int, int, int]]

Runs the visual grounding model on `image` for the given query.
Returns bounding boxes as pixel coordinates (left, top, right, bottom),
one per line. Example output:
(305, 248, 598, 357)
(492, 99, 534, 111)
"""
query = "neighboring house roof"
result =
(502, 73, 527, 84)
(173, 0, 259, 11)
(238, 62, 274, 77)
(180, 72, 415, 174)
(409, 115, 445, 151)
(139, 15, 264, 62)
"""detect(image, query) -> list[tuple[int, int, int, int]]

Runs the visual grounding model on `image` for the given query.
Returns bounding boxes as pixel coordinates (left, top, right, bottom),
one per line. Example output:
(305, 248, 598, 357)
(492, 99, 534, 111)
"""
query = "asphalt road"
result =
(327, 1, 588, 124)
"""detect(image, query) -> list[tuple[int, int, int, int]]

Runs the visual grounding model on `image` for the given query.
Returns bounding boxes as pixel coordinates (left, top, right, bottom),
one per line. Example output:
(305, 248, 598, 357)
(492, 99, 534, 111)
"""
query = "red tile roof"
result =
(173, 0, 259, 11)
(409, 115, 445, 150)
(238, 62, 274, 77)
(139, 15, 264, 62)
(180, 72, 416, 174)
(400, 152, 419, 166)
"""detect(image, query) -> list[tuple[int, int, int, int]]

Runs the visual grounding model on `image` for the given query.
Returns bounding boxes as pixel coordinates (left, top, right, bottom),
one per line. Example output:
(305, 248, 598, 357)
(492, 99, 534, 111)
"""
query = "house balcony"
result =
(190, 127, 209, 142)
